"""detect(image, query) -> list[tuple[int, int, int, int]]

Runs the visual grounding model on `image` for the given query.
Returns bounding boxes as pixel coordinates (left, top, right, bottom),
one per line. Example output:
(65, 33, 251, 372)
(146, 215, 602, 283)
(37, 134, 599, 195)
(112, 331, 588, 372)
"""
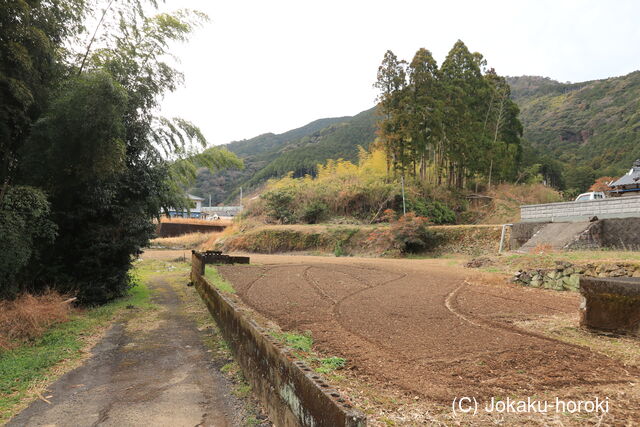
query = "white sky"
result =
(159, 0, 640, 147)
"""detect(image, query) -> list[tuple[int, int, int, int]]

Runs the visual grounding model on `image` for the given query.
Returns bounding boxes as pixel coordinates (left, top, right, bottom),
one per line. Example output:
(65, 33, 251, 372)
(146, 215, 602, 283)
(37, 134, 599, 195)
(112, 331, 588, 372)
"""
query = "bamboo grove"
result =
(374, 40, 523, 188)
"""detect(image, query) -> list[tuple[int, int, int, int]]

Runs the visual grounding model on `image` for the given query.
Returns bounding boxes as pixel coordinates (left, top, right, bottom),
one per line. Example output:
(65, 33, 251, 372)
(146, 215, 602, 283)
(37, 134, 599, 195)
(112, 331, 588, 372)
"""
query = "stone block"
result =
(580, 277, 640, 336)
(563, 274, 580, 291)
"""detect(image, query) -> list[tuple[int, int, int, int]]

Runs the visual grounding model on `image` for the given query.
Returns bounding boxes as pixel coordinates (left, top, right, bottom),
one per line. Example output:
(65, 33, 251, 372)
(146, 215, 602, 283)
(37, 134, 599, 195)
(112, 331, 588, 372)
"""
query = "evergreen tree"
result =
(440, 40, 489, 188)
(374, 50, 409, 176)
(407, 48, 442, 181)
(373, 41, 522, 189)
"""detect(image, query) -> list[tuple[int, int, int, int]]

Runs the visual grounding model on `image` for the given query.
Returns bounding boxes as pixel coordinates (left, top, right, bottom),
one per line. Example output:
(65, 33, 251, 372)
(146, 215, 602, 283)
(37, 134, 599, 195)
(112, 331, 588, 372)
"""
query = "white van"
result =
(574, 191, 606, 202)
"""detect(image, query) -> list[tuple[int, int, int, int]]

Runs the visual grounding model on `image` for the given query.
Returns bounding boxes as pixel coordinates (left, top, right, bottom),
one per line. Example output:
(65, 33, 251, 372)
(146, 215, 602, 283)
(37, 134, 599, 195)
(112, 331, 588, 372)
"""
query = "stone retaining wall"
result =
(521, 195, 640, 223)
(191, 252, 366, 427)
(513, 261, 640, 291)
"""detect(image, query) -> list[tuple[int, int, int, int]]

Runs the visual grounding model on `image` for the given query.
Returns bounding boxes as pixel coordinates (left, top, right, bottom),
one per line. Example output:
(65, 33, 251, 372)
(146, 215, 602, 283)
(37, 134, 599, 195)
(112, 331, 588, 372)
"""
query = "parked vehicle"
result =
(575, 191, 606, 202)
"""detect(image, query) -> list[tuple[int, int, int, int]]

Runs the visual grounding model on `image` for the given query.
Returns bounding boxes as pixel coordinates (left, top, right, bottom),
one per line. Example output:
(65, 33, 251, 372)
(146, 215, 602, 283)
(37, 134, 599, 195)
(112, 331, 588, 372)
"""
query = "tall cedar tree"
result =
(374, 50, 408, 176)
(375, 40, 522, 188)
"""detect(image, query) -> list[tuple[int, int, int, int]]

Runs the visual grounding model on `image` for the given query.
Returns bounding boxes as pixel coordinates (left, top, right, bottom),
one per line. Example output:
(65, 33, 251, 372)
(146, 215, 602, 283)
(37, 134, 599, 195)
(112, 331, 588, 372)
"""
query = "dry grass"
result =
(515, 314, 640, 368)
(199, 230, 227, 250)
(150, 232, 220, 249)
(483, 250, 640, 275)
(471, 183, 564, 224)
(0, 291, 74, 349)
(199, 221, 250, 251)
(531, 243, 554, 254)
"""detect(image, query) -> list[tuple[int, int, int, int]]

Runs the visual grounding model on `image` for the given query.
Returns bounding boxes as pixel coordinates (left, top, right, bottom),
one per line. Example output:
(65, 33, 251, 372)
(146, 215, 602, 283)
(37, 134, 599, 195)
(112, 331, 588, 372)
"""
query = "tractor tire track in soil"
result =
(217, 254, 640, 416)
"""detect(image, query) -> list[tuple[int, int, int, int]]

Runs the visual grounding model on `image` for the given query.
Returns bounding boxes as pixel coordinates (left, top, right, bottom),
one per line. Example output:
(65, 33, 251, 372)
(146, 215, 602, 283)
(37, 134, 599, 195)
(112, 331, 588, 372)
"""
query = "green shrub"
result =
(389, 213, 433, 253)
(407, 199, 456, 224)
(424, 200, 456, 224)
(0, 186, 57, 299)
(262, 189, 295, 223)
(300, 200, 328, 224)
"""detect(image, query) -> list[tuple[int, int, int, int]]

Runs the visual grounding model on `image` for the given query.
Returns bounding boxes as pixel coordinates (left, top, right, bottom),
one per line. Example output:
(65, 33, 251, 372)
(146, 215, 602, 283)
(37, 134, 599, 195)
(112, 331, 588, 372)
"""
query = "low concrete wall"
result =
(509, 222, 548, 250)
(191, 253, 366, 427)
(521, 195, 640, 223)
(192, 250, 249, 266)
(156, 222, 226, 237)
(580, 276, 640, 336)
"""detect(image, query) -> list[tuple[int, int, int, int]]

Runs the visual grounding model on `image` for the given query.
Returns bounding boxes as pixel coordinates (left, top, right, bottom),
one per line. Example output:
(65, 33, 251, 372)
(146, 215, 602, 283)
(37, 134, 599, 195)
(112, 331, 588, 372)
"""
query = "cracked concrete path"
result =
(8, 274, 243, 427)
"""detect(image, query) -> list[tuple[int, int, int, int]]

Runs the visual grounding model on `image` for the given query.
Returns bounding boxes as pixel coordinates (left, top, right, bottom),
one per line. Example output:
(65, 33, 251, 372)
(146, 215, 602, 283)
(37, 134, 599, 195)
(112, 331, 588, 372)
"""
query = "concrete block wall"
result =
(190, 252, 366, 427)
(521, 196, 640, 222)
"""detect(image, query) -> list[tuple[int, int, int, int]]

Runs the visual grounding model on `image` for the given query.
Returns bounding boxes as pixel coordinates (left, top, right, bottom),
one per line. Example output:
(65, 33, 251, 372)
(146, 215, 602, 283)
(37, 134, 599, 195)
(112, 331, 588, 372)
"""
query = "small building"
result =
(166, 194, 205, 218)
(609, 159, 640, 197)
(201, 205, 243, 219)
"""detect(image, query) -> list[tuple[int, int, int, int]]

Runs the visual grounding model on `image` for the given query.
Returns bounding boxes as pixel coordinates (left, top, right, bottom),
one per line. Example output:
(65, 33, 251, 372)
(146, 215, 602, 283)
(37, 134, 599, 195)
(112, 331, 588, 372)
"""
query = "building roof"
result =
(610, 159, 640, 187)
(187, 193, 205, 201)
(202, 206, 243, 213)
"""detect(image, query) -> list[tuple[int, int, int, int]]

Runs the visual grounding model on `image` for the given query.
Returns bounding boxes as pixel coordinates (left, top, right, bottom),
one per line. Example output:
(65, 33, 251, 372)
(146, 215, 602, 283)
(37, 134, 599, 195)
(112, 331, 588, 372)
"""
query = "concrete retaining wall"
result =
(509, 222, 548, 250)
(191, 253, 366, 427)
(580, 276, 640, 336)
(521, 195, 640, 223)
(156, 222, 226, 237)
(567, 218, 640, 251)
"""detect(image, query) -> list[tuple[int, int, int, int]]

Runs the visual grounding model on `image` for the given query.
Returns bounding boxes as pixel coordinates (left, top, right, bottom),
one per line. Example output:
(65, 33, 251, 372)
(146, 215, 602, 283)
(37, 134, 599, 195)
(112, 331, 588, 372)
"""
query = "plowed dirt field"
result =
(217, 254, 640, 423)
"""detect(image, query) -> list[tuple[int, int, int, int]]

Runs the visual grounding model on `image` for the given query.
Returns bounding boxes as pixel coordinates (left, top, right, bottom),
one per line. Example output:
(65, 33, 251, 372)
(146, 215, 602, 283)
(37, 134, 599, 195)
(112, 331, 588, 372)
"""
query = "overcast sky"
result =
(158, 0, 640, 147)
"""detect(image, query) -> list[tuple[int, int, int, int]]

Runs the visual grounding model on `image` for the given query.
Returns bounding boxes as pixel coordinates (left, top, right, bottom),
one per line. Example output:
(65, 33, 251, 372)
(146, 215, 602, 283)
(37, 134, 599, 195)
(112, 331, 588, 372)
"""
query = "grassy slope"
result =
(0, 270, 155, 423)
(221, 223, 504, 257)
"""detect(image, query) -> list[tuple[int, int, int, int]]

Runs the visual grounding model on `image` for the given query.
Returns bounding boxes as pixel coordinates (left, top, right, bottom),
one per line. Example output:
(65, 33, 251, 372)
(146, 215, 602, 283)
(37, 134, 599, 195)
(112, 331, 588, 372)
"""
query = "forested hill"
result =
(507, 72, 640, 175)
(193, 71, 640, 203)
(224, 116, 351, 158)
(192, 108, 377, 204)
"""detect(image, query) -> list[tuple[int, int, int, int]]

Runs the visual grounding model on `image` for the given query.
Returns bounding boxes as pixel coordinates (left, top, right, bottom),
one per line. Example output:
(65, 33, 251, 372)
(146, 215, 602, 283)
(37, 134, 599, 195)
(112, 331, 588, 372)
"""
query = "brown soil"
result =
(218, 254, 640, 422)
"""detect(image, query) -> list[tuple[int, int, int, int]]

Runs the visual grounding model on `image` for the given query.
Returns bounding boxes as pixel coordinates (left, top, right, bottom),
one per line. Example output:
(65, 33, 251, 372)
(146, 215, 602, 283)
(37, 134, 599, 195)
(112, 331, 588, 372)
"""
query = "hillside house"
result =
(166, 193, 205, 218)
(609, 159, 640, 197)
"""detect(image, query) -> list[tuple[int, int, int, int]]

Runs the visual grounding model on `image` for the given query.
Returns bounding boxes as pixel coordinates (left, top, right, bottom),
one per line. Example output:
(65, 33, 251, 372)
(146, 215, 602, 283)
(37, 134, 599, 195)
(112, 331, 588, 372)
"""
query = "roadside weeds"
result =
(0, 275, 156, 424)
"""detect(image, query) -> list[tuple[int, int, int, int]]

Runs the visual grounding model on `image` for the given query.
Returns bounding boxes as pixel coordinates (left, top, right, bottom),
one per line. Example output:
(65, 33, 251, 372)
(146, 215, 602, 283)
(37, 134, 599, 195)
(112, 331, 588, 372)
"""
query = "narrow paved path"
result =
(9, 274, 243, 427)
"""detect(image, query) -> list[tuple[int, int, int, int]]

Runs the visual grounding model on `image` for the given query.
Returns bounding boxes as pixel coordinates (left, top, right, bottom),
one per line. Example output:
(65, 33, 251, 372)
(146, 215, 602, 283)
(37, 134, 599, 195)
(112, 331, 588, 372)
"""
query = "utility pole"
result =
(209, 194, 211, 207)
(401, 176, 406, 215)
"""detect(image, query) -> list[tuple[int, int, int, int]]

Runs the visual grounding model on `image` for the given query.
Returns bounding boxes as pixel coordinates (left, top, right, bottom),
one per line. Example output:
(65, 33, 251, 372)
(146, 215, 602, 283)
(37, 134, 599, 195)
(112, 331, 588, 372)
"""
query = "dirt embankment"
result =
(220, 224, 506, 257)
